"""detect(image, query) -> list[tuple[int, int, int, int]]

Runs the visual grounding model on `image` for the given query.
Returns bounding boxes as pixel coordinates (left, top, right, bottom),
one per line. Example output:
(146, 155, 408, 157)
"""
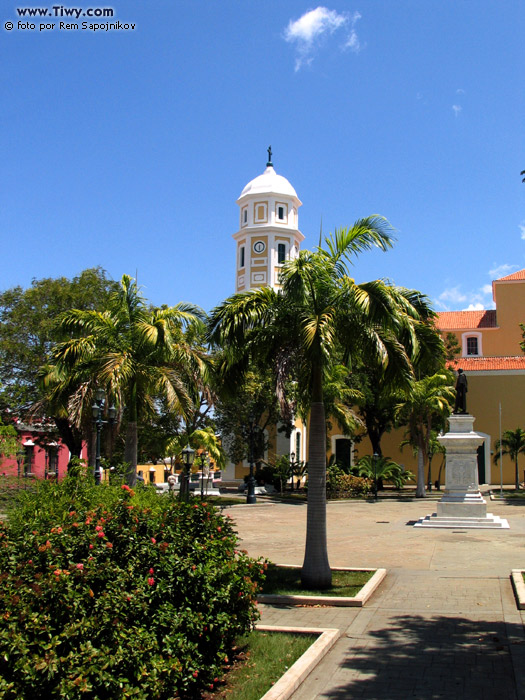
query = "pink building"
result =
(1, 421, 88, 480)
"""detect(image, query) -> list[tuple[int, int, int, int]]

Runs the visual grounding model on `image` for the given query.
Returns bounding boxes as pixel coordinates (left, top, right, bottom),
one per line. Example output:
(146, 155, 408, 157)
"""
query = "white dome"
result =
(238, 166, 299, 201)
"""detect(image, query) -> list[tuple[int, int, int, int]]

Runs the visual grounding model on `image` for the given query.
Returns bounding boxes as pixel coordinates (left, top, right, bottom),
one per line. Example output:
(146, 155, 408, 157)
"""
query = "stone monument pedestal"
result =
(415, 414, 509, 529)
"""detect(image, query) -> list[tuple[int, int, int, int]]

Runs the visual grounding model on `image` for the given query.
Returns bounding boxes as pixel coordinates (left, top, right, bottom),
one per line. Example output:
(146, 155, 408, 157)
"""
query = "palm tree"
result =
(493, 428, 525, 490)
(209, 217, 428, 589)
(397, 372, 455, 497)
(48, 275, 208, 485)
(355, 455, 414, 490)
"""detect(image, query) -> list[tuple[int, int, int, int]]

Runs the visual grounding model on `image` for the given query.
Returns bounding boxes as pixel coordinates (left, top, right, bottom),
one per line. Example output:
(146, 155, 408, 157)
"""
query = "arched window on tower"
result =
(295, 431, 301, 461)
(278, 243, 286, 264)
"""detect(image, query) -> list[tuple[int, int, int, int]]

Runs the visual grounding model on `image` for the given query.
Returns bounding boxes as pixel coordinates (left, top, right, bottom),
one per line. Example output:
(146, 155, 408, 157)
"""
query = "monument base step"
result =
(414, 513, 509, 529)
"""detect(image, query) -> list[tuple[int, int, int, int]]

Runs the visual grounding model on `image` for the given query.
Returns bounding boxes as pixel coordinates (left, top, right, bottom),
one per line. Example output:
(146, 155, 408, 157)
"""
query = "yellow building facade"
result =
(359, 270, 525, 485)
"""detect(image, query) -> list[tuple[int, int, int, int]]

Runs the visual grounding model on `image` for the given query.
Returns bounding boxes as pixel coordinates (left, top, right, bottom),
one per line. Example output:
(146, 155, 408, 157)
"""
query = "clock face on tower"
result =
(253, 240, 266, 254)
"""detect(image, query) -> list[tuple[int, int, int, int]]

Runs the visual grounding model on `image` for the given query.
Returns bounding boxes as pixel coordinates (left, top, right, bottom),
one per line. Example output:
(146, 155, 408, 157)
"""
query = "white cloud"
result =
(439, 286, 467, 305)
(436, 281, 495, 311)
(519, 221, 525, 240)
(284, 7, 362, 70)
(452, 104, 462, 117)
(456, 88, 465, 95)
(343, 12, 363, 53)
(489, 263, 517, 279)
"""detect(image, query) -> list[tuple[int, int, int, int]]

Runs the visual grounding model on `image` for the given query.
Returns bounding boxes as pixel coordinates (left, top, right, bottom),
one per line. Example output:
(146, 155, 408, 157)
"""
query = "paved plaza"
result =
(223, 496, 525, 699)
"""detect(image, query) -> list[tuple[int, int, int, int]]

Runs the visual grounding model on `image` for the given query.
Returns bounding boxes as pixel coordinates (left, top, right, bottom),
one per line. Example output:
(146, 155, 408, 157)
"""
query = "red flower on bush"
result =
(76, 563, 84, 570)
(97, 531, 105, 538)
(147, 577, 155, 586)
(106, 542, 113, 549)
(151, 537, 156, 544)
(149, 568, 154, 574)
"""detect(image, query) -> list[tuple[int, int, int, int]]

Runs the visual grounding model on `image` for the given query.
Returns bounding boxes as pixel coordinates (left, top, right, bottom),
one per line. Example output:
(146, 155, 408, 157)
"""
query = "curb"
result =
(256, 626, 340, 700)
(257, 567, 387, 607)
(511, 569, 525, 609)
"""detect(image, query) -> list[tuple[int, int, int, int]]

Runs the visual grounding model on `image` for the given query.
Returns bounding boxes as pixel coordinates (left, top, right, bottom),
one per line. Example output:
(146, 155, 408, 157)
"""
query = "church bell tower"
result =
(233, 148, 304, 292)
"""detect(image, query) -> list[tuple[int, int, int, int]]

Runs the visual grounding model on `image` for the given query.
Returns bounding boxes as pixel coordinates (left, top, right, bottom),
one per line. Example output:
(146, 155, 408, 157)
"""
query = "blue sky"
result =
(1, 1, 523, 314)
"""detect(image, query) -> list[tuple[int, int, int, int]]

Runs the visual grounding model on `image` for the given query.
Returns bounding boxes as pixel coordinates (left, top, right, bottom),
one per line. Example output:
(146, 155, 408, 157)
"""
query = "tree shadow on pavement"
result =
(323, 614, 523, 699)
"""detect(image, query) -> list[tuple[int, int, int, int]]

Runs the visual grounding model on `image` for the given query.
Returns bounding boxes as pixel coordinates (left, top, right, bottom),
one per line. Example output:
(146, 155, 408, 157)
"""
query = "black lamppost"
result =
(92, 388, 116, 486)
(373, 452, 379, 502)
(246, 414, 257, 504)
(290, 451, 296, 491)
(180, 445, 195, 501)
(200, 449, 208, 499)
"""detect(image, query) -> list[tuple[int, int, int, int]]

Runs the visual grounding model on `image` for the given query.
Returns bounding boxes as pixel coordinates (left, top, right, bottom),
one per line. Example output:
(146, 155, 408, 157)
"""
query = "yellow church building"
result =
(377, 269, 525, 485)
(224, 156, 525, 487)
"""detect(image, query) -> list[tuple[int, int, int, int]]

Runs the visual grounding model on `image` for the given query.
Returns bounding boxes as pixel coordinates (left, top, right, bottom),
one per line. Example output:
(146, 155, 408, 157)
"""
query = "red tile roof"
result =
(495, 269, 525, 282)
(436, 310, 497, 330)
(447, 356, 525, 371)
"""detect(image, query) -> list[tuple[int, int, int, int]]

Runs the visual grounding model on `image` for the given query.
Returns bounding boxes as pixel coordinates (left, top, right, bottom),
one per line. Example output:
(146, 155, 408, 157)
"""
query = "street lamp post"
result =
(246, 414, 257, 504)
(373, 452, 379, 502)
(181, 445, 195, 502)
(200, 449, 208, 499)
(92, 388, 116, 486)
(290, 451, 296, 492)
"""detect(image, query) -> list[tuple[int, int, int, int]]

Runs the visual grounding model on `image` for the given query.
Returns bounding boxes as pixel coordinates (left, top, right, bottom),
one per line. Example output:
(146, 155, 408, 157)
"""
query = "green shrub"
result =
(0, 473, 265, 699)
(326, 465, 372, 498)
(354, 455, 414, 489)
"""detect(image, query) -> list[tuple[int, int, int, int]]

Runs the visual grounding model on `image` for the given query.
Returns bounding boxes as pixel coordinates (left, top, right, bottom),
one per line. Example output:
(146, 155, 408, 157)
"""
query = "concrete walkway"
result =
(223, 496, 525, 699)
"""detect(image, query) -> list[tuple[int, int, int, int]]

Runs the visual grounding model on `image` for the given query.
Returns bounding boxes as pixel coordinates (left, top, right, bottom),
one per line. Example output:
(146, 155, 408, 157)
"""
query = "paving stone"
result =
(224, 497, 525, 699)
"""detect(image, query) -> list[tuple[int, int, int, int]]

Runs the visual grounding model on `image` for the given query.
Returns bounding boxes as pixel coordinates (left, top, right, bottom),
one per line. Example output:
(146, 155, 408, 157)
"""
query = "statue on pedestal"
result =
(453, 368, 468, 414)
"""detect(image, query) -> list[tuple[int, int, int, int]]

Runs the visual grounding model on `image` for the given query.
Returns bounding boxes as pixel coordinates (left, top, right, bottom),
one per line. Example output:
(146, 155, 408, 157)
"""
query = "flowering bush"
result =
(326, 466, 372, 498)
(0, 476, 264, 699)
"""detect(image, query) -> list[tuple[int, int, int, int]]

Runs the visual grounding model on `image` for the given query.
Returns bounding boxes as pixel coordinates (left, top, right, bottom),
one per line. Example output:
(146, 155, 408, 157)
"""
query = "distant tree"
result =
(355, 306, 446, 457)
(493, 428, 525, 491)
(0, 268, 118, 414)
(396, 372, 455, 497)
(136, 400, 182, 465)
(0, 418, 18, 468)
(444, 332, 461, 361)
(49, 275, 208, 485)
(213, 367, 288, 467)
(521, 170, 525, 183)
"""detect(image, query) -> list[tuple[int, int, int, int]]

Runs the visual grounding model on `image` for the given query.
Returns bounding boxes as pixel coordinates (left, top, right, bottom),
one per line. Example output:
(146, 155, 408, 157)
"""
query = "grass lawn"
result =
(203, 630, 317, 700)
(262, 563, 374, 597)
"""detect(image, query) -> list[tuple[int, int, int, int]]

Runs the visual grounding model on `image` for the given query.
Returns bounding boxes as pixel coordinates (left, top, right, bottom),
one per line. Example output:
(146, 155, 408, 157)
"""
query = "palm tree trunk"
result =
(416, 444, 426, 498)
(515, 457, 520, 491)
(124, 421, 138, 486)
(301, 370, 332, 590)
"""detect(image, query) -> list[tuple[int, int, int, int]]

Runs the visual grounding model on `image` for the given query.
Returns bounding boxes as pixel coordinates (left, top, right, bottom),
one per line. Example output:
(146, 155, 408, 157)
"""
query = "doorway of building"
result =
(477, 444, 486, 484)
(335, 438, 352, 472)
